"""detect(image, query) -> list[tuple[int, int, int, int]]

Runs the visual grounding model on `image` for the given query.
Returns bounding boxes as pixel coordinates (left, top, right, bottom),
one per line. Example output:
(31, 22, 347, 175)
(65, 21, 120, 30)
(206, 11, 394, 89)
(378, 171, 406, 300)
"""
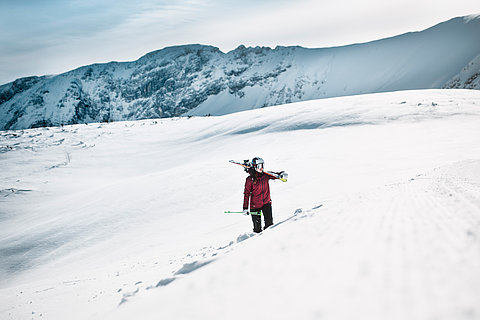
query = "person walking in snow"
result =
(242, 157, 277, 233)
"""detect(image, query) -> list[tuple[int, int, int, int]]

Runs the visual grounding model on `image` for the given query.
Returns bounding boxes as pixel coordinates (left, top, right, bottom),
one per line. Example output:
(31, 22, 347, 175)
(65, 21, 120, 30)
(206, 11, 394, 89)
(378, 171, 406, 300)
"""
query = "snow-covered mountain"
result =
(1, 89, 480, 319)
(443, 53, 480, 89)
(1, 15, 479, 130)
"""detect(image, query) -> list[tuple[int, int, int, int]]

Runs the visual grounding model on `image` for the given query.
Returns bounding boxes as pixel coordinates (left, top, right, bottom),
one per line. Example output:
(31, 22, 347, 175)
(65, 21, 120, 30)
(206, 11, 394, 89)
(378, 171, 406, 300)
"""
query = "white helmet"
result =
(252, 157, 264, 172)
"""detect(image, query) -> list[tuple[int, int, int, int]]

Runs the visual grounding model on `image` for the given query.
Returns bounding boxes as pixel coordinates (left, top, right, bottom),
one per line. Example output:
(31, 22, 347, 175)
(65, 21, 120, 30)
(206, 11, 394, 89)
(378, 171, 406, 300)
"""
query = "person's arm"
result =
(243, 177, 252, 209)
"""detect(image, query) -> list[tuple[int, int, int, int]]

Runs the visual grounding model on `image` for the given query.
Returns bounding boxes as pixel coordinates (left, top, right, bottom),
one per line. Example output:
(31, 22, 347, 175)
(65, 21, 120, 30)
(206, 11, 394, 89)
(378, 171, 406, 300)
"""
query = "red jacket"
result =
(243, 172, 275, 211)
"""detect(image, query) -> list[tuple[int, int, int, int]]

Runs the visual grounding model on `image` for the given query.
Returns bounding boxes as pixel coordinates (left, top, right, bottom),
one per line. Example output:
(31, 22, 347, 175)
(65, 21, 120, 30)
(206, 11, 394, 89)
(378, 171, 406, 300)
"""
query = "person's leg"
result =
(251, 213, 262, 233)
(262, 203, 273, 230)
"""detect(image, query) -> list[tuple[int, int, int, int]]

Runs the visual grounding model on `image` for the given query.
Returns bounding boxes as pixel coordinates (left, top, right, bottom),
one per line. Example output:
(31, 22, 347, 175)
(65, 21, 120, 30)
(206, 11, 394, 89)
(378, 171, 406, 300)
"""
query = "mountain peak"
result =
(464, 13, 480, 22)
(1, 16, 480, 130)
(138, 44, 223, 62)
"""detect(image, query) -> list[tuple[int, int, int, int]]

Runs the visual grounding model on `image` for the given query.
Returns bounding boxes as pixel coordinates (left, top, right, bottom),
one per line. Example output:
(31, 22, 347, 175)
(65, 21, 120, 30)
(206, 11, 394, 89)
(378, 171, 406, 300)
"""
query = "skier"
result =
(242, 157, 278, 233)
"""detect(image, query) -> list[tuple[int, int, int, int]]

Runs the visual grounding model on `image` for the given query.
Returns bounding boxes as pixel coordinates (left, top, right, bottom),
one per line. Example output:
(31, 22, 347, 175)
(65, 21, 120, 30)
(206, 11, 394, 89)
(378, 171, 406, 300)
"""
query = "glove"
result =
(242, 209, 249, 215)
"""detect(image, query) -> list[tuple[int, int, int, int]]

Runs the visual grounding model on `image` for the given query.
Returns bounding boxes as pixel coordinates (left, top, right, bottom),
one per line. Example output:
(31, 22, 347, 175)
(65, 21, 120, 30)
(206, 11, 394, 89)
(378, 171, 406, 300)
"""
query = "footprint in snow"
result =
(174, 260, 214, 276)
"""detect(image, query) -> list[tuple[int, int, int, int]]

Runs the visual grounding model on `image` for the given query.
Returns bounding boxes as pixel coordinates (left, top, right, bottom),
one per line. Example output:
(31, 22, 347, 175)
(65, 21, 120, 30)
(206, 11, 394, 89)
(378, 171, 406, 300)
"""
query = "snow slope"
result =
(444, 53, 480, 89)
(1, 89, 480, 319)
(1, 15, 480, 130)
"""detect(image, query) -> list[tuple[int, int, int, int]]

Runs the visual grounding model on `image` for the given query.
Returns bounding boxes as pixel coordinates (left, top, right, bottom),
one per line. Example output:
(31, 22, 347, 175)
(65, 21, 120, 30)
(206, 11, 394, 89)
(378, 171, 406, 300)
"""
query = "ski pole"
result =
(224, 211, 261, 216)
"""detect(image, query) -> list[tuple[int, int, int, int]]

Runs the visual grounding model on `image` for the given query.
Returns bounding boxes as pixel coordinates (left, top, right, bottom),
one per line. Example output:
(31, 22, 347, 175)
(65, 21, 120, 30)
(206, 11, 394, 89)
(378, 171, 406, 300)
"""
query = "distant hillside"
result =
(1, 15, 479, 130)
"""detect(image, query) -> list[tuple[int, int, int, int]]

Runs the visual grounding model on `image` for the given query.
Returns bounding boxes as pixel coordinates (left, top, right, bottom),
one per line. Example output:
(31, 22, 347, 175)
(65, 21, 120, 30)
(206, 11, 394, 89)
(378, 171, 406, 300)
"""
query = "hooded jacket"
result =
(243, 170, 275, 211)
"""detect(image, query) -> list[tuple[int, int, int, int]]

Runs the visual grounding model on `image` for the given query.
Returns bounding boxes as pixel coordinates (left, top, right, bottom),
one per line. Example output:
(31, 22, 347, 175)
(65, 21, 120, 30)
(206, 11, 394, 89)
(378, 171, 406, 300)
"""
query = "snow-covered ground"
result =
(1, 89, 480, 319)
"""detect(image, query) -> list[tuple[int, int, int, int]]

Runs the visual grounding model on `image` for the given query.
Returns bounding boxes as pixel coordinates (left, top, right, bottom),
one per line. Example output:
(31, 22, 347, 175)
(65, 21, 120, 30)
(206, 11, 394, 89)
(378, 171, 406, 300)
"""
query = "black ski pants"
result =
(251, 203, 273, 233)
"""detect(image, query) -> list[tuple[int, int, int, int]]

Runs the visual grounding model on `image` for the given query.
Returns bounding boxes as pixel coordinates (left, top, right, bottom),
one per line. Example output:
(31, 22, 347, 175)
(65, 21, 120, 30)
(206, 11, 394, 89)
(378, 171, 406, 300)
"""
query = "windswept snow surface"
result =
(1, 89, 480, 319)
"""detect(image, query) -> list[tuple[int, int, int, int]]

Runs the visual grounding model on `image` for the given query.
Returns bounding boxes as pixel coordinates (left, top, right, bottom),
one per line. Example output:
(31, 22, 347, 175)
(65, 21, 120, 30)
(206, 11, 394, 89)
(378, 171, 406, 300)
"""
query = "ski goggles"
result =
(254, 163, 264, 172)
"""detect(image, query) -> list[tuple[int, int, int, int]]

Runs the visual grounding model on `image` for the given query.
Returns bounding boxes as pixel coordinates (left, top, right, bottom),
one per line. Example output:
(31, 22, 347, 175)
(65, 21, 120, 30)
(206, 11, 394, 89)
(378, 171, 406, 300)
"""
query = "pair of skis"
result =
(228, 160, 288, 182)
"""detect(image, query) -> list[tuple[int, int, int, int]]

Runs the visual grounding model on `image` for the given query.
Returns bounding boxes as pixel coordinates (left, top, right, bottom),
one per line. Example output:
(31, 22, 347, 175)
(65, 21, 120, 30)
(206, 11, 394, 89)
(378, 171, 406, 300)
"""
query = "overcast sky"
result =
(0, 0, 478, 85)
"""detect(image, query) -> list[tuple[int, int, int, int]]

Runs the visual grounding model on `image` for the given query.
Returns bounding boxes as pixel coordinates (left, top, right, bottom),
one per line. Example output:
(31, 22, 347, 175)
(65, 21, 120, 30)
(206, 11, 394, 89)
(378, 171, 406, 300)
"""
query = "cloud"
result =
(0, 0, 479, 84)
(187, 0, 480, 50)
(3, 1, 137, 39)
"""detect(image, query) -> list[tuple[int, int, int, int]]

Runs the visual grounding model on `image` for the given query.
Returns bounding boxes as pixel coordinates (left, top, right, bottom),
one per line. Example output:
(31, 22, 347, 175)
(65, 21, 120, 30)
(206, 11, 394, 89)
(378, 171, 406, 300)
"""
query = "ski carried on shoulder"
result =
(229, 160, 288, 182)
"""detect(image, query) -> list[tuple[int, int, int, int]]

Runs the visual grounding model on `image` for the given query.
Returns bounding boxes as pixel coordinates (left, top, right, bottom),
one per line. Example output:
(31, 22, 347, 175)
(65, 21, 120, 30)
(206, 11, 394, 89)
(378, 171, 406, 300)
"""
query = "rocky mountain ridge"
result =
(1, 15, 479, 130)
